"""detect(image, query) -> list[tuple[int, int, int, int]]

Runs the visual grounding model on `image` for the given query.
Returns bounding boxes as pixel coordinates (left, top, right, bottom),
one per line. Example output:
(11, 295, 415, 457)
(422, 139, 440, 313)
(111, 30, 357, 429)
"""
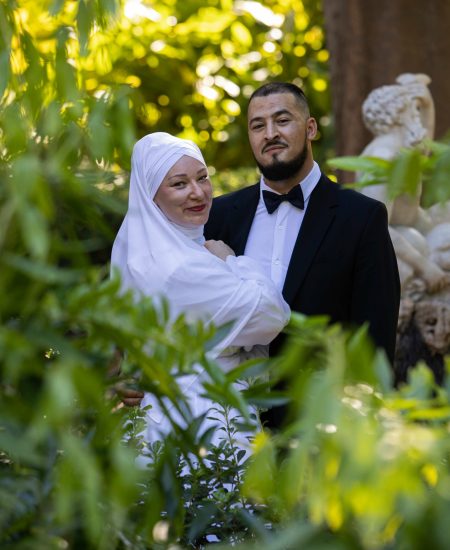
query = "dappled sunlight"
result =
(234, 1, 285, 27)
(3, 0, 331, 177)
(124, 0, 161, 22)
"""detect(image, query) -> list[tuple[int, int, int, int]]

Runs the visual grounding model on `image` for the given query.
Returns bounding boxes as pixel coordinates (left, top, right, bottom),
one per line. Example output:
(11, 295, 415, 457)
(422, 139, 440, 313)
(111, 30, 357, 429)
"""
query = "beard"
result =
(256, 138, 308, 181)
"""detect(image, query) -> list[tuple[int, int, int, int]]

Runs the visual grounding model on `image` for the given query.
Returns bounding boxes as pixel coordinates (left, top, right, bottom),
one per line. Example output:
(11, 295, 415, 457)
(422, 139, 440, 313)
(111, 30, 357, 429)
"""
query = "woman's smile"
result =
(186, 204, 207, 212)
(154, 155, 213, 226)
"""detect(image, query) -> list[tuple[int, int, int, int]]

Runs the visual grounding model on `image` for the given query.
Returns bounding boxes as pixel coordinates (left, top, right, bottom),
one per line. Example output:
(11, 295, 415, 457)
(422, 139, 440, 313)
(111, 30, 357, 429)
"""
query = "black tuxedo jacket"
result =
(205, 174, 400, 364)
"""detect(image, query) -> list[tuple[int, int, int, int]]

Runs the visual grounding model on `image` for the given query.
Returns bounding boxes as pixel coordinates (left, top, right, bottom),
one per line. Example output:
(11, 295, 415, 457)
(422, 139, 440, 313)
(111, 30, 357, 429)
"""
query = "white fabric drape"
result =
(111, 132, 290, 358)
(111, 132, 290, 448)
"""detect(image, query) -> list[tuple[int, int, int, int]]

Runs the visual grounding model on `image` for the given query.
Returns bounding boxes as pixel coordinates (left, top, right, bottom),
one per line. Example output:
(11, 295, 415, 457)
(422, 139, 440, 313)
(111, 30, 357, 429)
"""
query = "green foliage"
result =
(0, 1, 242, 547)
(327, 139, 450, 206)
(2, 1, 450, 549)
(6, 0, 332, 174)
(211, 317, 450, 550)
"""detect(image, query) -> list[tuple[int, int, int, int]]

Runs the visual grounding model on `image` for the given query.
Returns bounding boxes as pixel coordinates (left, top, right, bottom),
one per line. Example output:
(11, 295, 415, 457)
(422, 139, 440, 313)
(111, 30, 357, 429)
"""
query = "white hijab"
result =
(111, 132, 209, 295)
(111, 132, 269, 355)
(111, 132, 289, 356)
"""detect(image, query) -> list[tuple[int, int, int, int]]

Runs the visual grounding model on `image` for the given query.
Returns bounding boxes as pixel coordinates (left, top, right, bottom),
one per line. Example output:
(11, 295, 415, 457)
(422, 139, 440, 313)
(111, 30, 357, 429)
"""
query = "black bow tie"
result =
(262, 186, 305, 214)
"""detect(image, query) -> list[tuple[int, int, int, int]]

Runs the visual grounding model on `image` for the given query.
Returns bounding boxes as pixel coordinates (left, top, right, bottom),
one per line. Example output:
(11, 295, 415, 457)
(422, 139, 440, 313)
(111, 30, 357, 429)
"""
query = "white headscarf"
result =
(111, 132, 209, 296)
(111, 132, 290, 358)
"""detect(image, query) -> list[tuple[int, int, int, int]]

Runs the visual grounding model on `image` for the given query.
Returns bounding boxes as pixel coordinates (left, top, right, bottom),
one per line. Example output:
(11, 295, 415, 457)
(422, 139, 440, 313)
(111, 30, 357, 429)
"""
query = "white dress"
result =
(110, 133, 290, 456)
(138, 253, 290, 451)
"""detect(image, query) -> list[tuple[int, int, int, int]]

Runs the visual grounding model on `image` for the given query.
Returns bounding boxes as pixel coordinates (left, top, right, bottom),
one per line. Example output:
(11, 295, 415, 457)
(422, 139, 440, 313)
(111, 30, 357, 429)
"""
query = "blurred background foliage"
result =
(1, 0, 332, 260)
(2, 0, 450, 549)
(4, 0, 332, 172)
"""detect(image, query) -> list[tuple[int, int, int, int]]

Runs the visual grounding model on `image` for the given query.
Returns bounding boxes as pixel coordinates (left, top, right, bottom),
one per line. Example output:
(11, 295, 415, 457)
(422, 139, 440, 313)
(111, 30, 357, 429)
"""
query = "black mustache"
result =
(262, 141, 287, 153)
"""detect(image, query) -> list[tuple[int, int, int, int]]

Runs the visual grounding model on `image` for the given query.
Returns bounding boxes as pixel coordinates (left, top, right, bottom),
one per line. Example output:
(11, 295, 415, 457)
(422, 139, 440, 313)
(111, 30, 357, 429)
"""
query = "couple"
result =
(111, 81, 400, 445)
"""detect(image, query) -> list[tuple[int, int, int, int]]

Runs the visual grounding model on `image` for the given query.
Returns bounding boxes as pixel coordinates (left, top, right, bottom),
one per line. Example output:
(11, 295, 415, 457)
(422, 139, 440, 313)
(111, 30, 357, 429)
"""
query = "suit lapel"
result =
(229, 182, 260, 255)
(282, 175, 339, 304)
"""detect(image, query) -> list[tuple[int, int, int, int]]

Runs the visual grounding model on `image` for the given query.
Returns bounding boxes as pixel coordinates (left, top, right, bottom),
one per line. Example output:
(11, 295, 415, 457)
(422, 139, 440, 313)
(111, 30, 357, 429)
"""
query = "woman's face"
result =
(154, 155, 212, 226)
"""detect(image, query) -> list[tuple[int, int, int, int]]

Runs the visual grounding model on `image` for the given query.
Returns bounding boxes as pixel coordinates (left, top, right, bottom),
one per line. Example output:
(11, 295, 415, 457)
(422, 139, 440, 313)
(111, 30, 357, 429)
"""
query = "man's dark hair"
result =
(248, 81, 310, 116)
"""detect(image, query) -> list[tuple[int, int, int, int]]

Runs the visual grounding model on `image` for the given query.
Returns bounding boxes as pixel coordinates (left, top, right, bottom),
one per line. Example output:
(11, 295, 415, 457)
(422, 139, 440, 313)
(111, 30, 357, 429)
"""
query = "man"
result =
(204, 82, 400, 422)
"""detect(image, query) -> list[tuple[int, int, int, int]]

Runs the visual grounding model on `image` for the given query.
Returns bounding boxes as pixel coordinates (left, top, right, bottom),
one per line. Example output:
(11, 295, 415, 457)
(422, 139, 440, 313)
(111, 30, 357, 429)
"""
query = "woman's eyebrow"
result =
(168, 167, 206, 180)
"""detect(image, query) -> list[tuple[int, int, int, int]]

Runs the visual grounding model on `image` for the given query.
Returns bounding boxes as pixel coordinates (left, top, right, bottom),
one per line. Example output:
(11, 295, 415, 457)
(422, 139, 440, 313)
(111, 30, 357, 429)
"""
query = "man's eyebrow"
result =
(273, 109, 293, 117)
(249, 109, 293, 124)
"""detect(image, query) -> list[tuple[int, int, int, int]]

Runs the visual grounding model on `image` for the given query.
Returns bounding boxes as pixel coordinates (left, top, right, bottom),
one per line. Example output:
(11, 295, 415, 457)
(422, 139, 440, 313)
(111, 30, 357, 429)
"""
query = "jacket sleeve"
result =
(350, 201, 401, 363)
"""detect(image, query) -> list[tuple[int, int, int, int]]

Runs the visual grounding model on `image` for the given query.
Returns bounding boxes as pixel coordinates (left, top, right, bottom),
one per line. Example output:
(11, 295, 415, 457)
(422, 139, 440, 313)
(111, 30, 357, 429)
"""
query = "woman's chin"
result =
(181, 211, 211, 227)
(179, 217, 208, 228)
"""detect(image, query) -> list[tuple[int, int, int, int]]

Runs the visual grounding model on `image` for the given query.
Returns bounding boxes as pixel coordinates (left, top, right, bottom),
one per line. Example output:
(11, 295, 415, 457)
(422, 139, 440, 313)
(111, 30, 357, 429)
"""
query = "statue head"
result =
(362, 73, 432, 147)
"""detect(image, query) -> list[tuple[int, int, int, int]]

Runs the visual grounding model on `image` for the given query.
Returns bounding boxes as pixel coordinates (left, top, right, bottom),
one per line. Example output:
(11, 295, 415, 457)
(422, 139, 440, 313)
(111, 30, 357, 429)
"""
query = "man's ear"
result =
(306, 117, 318, 140)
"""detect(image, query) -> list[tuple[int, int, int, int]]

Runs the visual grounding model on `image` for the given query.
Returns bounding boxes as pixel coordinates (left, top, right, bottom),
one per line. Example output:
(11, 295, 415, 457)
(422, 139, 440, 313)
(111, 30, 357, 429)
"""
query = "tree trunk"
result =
(323, 0, 450, 181)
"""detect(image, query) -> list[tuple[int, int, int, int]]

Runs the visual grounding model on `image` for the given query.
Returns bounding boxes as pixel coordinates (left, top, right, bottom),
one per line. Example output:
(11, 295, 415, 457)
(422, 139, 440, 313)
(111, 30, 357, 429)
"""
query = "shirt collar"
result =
(259, 161, 321, 202)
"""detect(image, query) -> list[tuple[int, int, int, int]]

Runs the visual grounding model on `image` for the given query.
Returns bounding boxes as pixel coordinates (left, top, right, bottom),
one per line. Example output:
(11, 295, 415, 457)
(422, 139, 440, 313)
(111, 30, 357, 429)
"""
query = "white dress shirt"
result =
(244, 161, 321, 290)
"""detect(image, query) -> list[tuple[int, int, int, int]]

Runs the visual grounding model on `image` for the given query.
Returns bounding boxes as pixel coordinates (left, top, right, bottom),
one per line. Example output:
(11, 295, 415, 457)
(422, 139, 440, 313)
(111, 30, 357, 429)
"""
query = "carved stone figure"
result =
(427, 223, 450, 271)
(359, 74, 450, 381)
(414, 298, 450, 355)
(360, 73, 449, 293)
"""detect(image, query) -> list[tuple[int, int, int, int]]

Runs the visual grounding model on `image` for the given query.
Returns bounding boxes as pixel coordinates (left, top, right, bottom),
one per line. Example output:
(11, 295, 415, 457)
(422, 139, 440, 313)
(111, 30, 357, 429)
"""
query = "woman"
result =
(111, 132, 289, 448)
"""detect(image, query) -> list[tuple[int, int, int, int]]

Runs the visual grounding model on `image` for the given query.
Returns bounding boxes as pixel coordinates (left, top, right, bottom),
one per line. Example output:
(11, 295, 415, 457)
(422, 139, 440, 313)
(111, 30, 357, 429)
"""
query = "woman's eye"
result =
(198, 174, 208, 182)
(172, 181, 186, 188)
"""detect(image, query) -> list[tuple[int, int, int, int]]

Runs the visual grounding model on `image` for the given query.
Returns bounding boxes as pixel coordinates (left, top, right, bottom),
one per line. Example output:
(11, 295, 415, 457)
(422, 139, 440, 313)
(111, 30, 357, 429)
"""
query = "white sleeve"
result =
(162, 253, 290, 353)
(221, 255, 290, 346)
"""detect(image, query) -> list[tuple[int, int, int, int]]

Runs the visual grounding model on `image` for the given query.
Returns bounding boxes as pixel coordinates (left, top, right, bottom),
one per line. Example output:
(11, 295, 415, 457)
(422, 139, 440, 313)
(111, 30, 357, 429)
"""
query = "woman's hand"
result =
(108, 348, 144, 407)
(115, 383, 145, 407)
(204, 239, 236, 261)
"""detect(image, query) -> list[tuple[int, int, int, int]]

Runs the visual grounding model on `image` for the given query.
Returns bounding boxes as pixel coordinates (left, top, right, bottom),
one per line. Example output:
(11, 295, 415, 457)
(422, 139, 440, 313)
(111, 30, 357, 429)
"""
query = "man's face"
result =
(247, 92, 316, 182)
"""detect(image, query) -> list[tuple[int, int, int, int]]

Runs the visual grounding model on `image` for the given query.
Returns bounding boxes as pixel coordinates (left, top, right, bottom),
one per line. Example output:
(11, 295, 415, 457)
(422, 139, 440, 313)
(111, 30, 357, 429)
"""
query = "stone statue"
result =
(359, 74, 450, 381)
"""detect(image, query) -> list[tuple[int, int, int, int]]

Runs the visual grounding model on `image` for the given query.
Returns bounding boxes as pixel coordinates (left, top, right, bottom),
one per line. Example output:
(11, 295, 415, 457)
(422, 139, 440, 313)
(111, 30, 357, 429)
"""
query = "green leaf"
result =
(422, 148, 450, 207)
(406, 406, 450, 421)
(88, 99, 113, 160)
(113, 90, 136, 164)
(0, 48, 10, 99)
(204, 321, 234, 353)
(55, 28, 79, 101)
(2, 253, 81, 284)
(18, 207, 49, 259)
(187, 502, 218, 542)
(225, 356, 271, 381)
(244, 394, 289, 407)
(400, 363, 436, 399)
(50, 0, 66, 15)
(77, 0, 92, 56)
(387, 148, 422, 199)
(0, 431, 44, 467)
(327, 155, 390, 173)
(242, 436, 276, 501)
(345, 323, 378, 385)
(373, 348, 394, 392)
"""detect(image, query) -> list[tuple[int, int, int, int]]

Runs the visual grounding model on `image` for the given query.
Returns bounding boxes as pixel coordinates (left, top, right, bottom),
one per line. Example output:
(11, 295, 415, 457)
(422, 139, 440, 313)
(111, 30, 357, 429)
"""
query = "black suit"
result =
(205, 174, 400, 364)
